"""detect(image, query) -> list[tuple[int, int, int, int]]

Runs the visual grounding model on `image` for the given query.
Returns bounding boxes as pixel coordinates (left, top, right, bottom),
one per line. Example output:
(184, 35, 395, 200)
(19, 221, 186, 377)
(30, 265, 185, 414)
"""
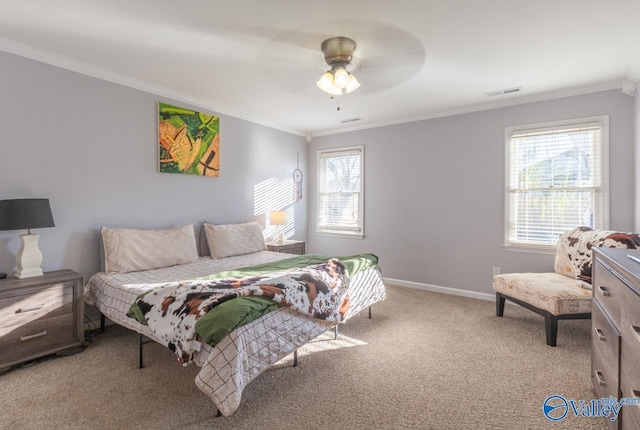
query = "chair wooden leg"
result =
(545, 314, 558, 347)
(496, 293, 505, 317)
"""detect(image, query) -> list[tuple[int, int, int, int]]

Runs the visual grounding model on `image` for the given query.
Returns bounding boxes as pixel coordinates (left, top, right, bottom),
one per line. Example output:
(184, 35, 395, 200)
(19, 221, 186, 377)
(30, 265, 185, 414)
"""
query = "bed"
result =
(85, 243, 386, 416)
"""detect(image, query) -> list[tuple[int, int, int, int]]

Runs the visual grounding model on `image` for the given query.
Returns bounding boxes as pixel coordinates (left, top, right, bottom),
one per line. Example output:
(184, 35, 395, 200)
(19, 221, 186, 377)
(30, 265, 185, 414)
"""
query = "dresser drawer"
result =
(0, 313, 75, 365)
(620, 285, 640, 430)
(0, 284, 73, 329)
(593, 259, 625, 328)
(591, 300, 620, 378)
(619, 379, 640, 430)
(620, 283, 640, 357)
(591, 343, 619, 402)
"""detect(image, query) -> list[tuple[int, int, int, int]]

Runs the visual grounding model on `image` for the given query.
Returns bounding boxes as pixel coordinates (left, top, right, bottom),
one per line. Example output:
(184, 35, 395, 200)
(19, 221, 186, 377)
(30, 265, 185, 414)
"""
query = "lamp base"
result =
(15, 233, 44, 279)
(15, 267, 44, 279)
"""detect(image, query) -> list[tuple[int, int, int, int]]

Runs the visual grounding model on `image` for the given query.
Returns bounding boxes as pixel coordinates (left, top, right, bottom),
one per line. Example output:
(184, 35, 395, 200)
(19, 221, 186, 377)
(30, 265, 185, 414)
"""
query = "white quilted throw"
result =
(128, 259, 349, 365)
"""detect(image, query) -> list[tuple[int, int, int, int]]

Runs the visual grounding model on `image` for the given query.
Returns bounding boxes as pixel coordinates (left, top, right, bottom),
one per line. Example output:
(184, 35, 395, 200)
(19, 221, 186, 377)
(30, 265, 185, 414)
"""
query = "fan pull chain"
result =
(330, 95, 341, 111)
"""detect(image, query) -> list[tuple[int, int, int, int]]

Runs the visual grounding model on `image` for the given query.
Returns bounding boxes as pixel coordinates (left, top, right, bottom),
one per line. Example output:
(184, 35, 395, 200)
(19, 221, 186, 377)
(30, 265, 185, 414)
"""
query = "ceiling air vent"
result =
(485, 87, 522, 97)
(340, 117, 363, 123)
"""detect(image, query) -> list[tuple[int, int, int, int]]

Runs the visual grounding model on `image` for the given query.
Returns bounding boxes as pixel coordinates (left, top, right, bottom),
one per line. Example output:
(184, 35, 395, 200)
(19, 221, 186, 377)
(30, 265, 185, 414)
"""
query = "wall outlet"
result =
(492, 267, 501, 276)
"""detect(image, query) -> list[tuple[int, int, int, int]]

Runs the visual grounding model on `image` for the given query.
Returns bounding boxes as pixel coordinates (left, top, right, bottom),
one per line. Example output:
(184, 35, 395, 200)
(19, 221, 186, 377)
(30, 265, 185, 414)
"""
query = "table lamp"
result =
(269, 210, 286, 244)
(0, 199, 55, 278)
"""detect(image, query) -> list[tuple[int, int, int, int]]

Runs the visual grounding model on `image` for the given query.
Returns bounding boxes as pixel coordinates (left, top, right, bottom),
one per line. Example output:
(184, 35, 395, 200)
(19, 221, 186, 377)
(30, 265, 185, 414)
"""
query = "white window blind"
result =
(505, 116, 608, 249)
(317, 146, 364, 237)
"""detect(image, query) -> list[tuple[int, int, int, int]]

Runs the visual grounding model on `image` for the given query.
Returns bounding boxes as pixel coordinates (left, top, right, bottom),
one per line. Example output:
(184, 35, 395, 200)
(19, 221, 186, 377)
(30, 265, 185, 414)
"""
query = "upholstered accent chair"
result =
(493, 227, 640, 346)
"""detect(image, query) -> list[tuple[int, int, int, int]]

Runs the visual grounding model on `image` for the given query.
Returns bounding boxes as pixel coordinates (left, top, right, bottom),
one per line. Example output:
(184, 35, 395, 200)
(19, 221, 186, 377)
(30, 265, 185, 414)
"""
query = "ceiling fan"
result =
(316, 36, 360, 95)
(254, 20, 426, 98)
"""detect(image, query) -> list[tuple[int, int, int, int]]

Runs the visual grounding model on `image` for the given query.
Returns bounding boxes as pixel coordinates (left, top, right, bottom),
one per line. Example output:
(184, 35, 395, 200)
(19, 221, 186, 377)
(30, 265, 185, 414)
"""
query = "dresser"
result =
(0, 270, 84, 373)
(592, 248, 640, 430)
(266, 240, 306, 255)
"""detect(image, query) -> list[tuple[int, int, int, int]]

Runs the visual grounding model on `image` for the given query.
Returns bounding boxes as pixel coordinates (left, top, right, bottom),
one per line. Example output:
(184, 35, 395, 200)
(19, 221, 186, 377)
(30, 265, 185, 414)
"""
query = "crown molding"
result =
(627, 57, 640, 82)
(622, 79, 636, 97)
(623, 58, 640, 97)
(310, 79, 623, 138)
(0, 37, 307, 138)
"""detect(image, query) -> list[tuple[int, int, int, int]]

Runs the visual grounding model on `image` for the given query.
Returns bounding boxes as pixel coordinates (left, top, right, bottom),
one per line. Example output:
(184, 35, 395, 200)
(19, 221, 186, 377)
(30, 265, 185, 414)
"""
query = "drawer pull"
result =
(632, 325, 640, 337)
(595, 370, 606, 387)
(633, 390, 640, 411)
(15, 305, 45, 314)
(20, 330, 47, 341)
(594, 328, 606, 342)
(597, 285, 610, 297)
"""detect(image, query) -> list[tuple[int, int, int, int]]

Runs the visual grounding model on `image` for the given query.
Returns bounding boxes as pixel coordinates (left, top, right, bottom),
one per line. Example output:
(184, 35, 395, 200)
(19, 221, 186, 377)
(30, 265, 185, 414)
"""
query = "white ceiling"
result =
(1, 0, 639, 137)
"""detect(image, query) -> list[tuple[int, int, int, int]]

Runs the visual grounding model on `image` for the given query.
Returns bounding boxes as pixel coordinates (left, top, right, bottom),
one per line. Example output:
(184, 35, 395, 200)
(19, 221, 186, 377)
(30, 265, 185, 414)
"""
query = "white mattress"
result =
(84, 251, 386, 415)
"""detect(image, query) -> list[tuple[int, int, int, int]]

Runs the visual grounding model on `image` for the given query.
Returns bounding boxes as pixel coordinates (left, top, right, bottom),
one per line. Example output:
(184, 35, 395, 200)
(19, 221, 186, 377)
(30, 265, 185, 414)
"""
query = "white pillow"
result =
(102, 224, 198, 274)
(204, 222, 266, 258)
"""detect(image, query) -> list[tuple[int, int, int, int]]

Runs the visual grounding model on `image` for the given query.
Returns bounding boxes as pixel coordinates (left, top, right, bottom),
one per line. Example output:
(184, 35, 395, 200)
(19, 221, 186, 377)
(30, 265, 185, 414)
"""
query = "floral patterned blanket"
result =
(127, 259, 349, 365)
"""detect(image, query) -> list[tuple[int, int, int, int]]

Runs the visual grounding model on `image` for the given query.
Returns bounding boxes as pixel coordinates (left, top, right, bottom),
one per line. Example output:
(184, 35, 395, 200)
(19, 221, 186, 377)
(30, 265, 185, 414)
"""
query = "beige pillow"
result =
(204, 222, 266, 258)
(198, 220, 215, 257)
(554, 232, 575, 278)
(102, 224, 198, 274)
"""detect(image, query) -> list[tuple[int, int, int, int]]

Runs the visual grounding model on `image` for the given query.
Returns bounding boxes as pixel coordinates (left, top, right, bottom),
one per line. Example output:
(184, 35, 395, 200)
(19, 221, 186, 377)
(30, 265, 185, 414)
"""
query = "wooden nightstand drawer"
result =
(0, 270, 84, 371)
(0, 312, 74, 365)
(0, 284, 73, 329)
(266, 241, 305, 255)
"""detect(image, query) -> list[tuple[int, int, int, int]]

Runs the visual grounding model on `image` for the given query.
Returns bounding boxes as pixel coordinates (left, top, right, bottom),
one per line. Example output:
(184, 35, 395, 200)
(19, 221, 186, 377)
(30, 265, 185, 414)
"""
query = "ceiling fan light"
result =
(316, 71, 334, 92)
(333, 67, 350, 88)
(345, 74, 360, 93)
(327, 84, 343, 96)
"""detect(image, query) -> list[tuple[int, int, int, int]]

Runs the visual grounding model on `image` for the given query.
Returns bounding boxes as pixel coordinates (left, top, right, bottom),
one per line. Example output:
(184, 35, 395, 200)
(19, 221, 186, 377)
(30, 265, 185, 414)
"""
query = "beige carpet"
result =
(0, 285, 606, 430)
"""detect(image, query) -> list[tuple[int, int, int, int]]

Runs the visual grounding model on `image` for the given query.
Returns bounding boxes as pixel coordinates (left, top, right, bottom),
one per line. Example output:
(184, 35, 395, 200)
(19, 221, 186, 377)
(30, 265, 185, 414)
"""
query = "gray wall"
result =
(0, 52, 308, 280)
(308, 90, 635, 295)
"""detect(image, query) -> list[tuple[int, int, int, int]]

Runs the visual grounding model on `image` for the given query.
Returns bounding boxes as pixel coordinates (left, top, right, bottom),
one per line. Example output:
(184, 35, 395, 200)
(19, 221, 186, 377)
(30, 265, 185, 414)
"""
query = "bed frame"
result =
(99, 304, 373, 417)
(99, 305, 373, 370)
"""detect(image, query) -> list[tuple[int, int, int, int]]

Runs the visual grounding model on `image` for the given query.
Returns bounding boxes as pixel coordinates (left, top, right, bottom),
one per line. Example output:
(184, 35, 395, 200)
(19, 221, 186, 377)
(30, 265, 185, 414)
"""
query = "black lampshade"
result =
(0, 199, 55, 231)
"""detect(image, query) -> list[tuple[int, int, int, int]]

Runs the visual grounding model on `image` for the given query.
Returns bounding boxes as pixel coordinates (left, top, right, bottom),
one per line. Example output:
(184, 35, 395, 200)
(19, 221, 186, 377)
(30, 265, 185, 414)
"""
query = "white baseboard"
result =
(383, 277, 499, 303)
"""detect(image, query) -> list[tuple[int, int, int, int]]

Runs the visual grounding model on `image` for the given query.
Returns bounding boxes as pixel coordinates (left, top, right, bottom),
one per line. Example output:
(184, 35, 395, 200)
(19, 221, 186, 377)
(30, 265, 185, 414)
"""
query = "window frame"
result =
(503, 115, 610, 253)
(316, 145, 365, 238)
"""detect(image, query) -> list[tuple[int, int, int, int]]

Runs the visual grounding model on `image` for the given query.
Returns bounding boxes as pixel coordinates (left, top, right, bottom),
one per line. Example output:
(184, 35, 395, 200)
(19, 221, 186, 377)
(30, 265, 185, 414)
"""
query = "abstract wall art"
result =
(158, 102, 220, 176)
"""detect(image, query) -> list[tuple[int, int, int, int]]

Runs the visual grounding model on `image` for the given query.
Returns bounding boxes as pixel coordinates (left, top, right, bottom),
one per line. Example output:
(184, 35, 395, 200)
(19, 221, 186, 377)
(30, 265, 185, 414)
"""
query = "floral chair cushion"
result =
(493, 272, 592, 316)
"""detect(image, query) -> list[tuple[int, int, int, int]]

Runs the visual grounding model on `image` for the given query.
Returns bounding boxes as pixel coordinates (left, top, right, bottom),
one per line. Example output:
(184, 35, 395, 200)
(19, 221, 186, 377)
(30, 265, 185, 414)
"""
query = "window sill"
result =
(503, 244, 556, 255)
(316, 230, 364, 240)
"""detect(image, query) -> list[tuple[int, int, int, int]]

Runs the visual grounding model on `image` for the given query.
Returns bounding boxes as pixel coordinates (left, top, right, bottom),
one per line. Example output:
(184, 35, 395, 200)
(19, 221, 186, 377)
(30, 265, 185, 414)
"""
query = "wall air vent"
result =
(485, 87, 522, 97)
(340, 117, 363, 124)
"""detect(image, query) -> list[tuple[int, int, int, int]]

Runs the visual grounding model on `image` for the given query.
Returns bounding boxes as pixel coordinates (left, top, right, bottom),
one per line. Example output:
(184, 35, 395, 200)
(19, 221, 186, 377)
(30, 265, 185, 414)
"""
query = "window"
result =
(317, 146, 364, 237)
(505, 116, 608, 251)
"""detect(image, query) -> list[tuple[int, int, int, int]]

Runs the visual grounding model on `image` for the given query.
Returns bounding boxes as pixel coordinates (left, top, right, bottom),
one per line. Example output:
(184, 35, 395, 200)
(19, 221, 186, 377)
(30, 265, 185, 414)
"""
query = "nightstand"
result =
(266, 240, 306, 255)
(0, 270, 84, 373)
